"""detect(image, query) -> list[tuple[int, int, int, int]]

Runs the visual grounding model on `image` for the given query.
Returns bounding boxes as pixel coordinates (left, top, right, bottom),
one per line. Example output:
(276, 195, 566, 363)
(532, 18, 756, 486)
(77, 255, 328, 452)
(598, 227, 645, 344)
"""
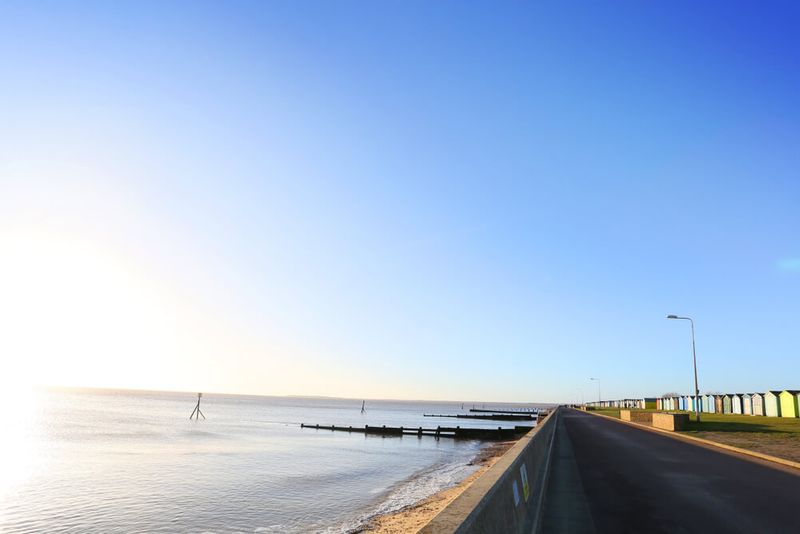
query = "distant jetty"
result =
(424, 413, 535, 421)
(469, 408, 538, 414)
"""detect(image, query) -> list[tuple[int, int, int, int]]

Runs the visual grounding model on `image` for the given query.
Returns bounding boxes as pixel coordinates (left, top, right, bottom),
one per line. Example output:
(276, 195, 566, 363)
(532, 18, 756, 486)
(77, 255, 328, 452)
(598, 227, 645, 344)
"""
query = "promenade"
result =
(541, 409, 800, 533)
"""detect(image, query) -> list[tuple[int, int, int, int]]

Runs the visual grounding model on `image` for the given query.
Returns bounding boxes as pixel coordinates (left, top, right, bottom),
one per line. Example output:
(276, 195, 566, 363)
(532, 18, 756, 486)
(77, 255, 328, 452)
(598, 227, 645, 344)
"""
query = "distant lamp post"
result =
(667, 315, 701, 422)
(589, 377, 600, 404)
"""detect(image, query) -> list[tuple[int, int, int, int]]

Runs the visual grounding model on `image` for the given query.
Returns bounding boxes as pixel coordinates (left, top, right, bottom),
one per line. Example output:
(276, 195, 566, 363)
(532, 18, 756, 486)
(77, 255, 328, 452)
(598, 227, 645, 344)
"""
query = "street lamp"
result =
(589, 377, 600, 404)
(667, 315, 701, 422)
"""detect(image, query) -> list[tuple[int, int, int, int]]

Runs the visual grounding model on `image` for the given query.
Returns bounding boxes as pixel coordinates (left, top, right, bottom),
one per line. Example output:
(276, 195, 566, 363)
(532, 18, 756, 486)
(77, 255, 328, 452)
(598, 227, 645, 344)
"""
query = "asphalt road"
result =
(541, 409, 800, 533)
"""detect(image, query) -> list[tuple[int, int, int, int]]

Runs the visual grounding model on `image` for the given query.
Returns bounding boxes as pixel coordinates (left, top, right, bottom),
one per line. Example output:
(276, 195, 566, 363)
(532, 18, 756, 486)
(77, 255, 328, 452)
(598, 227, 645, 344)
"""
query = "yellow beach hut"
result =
(779, 390, 800, 418)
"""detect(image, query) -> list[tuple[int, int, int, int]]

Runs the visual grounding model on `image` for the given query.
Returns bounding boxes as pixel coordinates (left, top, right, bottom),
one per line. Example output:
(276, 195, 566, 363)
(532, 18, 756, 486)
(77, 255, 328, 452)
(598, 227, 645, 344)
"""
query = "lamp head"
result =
(667, 315, 678, 319)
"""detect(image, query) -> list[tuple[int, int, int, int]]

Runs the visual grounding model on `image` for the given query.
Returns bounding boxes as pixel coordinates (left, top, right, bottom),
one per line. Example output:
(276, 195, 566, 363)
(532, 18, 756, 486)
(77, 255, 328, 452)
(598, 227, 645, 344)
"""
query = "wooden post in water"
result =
(361, 400, 366, 413)
(189, 393, 205, 420)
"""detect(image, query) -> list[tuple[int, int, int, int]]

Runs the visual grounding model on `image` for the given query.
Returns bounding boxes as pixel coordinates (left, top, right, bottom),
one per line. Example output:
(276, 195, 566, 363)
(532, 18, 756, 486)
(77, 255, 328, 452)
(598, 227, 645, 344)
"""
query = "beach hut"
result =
(742, 394, 753, 415)
(779, 390, 800, 418)
(732, 394, 743, 415)
(751, 393, 764, 416)
(656, 398, 662, 410)
(764, 391, 782, 417)
(714, 395, 724, 413)
(678, 397, 684, 411)
(723, 395, 732, 414)
(705, 394, 715, 413)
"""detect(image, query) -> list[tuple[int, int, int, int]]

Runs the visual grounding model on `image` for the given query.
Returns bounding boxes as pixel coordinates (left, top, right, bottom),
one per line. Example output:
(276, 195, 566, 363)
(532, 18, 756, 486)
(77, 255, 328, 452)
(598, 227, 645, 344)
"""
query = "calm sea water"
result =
(0, 388, 546, 533)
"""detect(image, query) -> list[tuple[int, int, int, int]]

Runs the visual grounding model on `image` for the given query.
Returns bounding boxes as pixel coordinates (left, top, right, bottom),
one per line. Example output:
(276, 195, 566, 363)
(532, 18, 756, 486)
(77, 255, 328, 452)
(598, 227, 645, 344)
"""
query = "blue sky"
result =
(1, 1, 798, 402)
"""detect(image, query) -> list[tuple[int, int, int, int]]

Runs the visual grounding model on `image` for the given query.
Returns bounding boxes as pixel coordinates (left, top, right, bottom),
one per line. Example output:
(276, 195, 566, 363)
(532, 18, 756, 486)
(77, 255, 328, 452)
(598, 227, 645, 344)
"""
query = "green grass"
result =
(584, 407, 800, 462)
(682, 412, 800, 433)
(589, 408, 800, 433)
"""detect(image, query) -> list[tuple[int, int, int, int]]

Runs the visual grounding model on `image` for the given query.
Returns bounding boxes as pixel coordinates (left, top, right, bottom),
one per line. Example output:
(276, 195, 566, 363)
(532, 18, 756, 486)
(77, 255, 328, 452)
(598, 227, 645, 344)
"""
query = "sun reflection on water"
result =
(0, 384, 45, 497)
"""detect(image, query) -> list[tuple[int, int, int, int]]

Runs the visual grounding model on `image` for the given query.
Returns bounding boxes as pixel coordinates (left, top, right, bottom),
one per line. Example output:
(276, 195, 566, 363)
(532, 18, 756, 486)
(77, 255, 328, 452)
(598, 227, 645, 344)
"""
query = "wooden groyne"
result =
(469, 408, 539, 414)
(300, 423, 526, 440)
(424, 413, 535, 421)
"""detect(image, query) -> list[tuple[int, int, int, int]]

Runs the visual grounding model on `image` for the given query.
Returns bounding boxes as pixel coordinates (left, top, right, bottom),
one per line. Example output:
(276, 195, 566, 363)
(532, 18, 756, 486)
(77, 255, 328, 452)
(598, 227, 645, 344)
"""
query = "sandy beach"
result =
(361, 440, 516, 533)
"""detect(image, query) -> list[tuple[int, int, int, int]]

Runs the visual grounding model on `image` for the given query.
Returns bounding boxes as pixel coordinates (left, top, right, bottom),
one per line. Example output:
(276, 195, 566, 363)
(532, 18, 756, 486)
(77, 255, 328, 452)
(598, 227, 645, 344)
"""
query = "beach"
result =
(362, 440, 516, 533)
(1, 388, 541, 533)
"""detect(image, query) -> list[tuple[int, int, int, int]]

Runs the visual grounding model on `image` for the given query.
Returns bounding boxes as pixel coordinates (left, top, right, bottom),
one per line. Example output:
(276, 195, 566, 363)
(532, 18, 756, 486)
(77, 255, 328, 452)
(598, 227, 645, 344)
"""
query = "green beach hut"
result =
(764, 391, 782, 417)
(779, 390, 800, 418)
(722, 395, 732, 414)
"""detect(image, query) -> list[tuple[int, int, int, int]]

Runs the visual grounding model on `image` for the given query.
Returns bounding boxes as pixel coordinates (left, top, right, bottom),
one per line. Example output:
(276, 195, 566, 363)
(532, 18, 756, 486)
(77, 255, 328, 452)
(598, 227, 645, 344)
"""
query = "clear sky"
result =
(1, 1, 798, 403)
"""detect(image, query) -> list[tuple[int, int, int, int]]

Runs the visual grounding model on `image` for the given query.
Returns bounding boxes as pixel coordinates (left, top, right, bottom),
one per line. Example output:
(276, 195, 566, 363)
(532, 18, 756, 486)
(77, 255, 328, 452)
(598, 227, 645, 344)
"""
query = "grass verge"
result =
(587, 408, 800, 463)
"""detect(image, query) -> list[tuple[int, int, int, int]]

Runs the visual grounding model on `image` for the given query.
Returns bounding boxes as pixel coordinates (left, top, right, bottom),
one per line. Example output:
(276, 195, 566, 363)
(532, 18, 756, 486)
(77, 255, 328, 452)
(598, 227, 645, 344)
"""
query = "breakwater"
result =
(300, 423, 526, 440)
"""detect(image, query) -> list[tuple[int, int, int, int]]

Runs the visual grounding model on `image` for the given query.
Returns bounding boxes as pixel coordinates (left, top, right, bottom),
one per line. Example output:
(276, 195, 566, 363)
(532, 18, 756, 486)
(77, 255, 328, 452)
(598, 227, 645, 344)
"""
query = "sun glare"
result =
(0, 384, 42, 496)
(0, 231, 185, 390)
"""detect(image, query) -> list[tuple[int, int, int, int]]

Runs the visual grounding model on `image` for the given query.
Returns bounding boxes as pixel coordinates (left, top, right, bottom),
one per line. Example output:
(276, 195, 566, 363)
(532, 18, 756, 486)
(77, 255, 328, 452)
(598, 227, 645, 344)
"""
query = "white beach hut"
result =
(732, 394, 743, 415)
(751, 393, 764, 416)
(764, 391, 781, 417)
(742, 394, 753, 415)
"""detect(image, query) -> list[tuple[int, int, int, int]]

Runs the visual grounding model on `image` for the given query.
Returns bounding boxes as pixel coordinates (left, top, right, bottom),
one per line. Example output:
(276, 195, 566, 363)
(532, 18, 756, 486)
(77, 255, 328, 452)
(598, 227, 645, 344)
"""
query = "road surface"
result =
(541, 409, 800, 533)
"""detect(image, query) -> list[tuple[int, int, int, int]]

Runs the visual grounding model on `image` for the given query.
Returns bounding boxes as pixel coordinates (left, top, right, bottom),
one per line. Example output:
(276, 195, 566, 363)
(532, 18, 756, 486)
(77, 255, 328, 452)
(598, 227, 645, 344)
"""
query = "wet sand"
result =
(361, 440, 516, 533)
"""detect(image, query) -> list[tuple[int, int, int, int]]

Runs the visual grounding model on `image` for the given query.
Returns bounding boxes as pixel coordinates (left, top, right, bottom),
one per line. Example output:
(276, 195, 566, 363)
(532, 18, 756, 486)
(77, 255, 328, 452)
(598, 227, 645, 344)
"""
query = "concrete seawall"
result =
(420, 407, 560, 533)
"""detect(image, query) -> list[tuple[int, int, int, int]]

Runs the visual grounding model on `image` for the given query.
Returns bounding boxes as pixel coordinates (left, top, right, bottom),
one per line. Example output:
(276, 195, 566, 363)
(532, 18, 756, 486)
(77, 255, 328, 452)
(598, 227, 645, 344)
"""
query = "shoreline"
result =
(359, 440, 517, 533)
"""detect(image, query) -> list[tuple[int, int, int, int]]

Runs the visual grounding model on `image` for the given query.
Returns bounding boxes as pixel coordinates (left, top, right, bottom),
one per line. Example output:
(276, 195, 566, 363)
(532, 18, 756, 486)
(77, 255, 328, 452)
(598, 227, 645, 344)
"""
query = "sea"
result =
(0, 388, 547, 533)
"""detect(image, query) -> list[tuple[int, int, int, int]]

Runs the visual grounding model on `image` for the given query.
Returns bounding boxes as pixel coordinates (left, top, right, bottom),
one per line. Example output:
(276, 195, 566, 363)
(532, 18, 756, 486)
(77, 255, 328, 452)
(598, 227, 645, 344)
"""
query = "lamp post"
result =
(667, 315, 701, 422)
(589, 377, 600, 405)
